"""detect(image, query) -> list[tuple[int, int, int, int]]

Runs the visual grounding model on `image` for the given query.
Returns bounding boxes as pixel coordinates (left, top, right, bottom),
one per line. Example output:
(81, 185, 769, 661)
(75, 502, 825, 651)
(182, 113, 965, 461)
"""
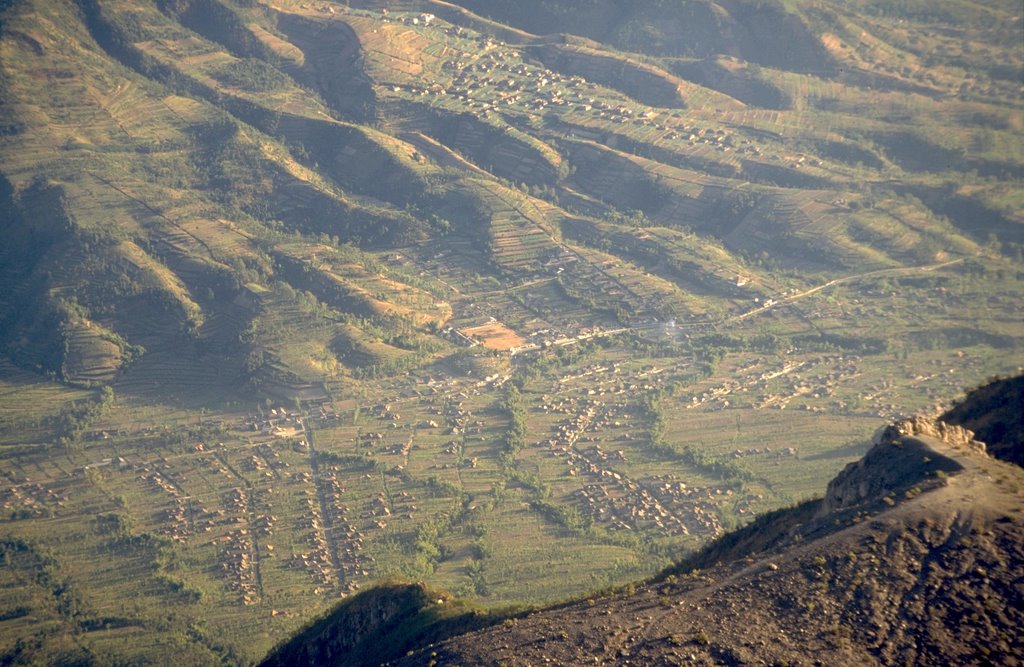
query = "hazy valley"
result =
(0, 0, 1021, 664)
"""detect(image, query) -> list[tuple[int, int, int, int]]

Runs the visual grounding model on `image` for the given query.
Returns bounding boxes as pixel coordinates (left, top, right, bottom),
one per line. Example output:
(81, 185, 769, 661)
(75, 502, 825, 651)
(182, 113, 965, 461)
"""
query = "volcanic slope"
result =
(386, 414, 1024, 667)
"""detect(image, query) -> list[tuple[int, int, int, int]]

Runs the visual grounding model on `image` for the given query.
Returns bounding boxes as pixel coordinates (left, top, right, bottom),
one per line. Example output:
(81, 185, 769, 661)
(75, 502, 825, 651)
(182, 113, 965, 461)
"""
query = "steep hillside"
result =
(260, 583, 502, 667)
(943, 373, 1024, 467)
(449, 0, 835, 70)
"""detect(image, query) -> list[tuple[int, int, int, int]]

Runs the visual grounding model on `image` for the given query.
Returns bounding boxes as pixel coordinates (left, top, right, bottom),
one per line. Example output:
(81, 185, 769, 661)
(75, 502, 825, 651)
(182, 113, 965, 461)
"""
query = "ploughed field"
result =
(0, 0, 1021, 663)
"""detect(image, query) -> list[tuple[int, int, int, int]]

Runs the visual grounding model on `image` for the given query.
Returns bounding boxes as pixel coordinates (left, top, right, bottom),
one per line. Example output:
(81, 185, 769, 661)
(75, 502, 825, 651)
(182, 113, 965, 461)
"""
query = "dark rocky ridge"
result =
(943, 374, 1024, 468)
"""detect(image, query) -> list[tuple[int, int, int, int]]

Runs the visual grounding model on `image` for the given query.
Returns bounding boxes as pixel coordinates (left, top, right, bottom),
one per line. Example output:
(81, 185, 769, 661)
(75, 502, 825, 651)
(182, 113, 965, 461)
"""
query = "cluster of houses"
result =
(557, 444, 725, 538)
(847, 355, 982, 421)
(218, 487, 260, 605)
(135, 453, 279, 603)
(544, 398, 599, 449)
(417, 395, 486, 469)
(288, 467, 368, 596)
(316, 402, 343, 424)
(364, 492, 391, 529)
(540, 403, 689, 536)
(548, 362, 622, 391)
(243, 453, 271, 477)
(140, 466, 203, 543)
(686, 359, 810, 411)
(386, 39, 597, 120)
(157, 495, 193, 543)
(319, 468, 371, 592)
(731, 446, 799, 460)
(439, 438, 478, 469)
(535, 383, 739, 537)
(0, 479, 66, 518)
(383, 29, 759, 158)
(240, 443, 290, 479)
(906, 354, 985, 406)
(247, 407, 304, 439)
(221, 527, 259, 605)
(679, 351, 926, 418)
(390, 12, 436, 26)
(363, 488, 418, 526)
(756, 355, 861, 412)
(445, 398, 481, 437)
(571, 482, 688, 537)
(566, 105, 757, 160)
(82, 429, 129, 442)
(646, 476, 745, 528)
(289, 476, 334, 591)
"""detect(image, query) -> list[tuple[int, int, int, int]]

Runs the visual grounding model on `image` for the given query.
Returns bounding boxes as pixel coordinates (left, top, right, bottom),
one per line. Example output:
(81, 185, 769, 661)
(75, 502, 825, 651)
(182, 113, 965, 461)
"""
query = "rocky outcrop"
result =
(875, 415, 985, 452)
(820, 416, 981, 514)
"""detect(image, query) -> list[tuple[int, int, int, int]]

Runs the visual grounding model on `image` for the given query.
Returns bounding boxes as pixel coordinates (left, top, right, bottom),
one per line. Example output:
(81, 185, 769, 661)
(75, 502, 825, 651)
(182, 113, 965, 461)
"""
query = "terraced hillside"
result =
(0, 0, 1021, 663)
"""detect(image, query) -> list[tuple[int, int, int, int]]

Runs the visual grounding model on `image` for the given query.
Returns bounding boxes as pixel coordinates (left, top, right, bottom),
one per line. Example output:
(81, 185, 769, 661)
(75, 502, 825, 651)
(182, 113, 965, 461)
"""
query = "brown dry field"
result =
(459, 322, 526, 350)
